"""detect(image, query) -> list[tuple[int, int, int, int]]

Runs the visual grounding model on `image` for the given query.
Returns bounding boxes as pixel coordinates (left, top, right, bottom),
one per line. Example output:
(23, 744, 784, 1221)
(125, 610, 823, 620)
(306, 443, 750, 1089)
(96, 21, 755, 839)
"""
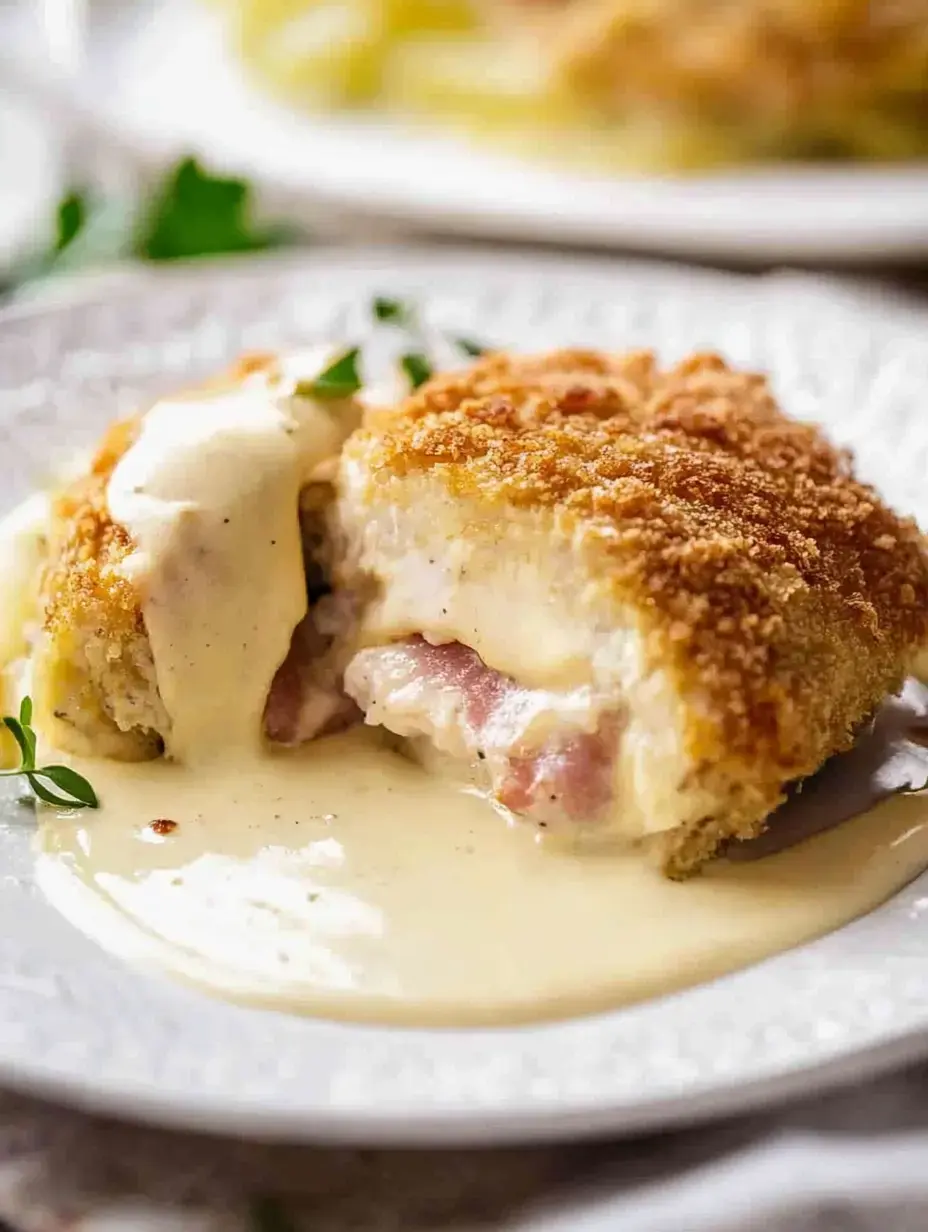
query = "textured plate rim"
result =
(2, 1018, 928, 1146)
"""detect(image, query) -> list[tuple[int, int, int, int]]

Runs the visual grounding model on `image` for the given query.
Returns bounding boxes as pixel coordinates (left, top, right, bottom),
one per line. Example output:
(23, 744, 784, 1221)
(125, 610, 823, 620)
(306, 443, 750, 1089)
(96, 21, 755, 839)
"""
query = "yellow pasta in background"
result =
(234, 0, 477, 104)
(223, 0, 928, 167)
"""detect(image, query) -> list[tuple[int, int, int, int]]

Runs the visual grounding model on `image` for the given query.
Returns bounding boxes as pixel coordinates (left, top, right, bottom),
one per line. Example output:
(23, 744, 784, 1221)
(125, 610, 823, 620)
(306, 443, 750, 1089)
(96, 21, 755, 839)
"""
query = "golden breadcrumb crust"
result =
(44, 351, 281, 640)
(39, 353, 279, 758)
(45, 415, 141, 647)
(356, 349, 928, 871)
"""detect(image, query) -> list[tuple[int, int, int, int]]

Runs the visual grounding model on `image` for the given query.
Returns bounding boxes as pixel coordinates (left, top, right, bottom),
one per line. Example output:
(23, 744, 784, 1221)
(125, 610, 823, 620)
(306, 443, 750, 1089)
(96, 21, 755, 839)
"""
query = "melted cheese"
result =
(106, 347, 360, 763)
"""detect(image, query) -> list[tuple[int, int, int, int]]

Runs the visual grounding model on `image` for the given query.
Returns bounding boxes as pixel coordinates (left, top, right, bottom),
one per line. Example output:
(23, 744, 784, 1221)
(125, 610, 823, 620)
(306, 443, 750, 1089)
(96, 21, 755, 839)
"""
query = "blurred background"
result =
(0, 0, 927, 298)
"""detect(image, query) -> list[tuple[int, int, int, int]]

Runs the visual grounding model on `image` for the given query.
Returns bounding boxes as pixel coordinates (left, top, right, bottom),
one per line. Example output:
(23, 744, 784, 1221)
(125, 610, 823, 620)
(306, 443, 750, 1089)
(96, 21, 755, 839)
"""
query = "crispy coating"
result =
(44, 351, 282, 653)
(38, 352, 282, 758)
(355, 349, 928, 870)
(44, 416, 141, 646)
(37, 413, 164, 758)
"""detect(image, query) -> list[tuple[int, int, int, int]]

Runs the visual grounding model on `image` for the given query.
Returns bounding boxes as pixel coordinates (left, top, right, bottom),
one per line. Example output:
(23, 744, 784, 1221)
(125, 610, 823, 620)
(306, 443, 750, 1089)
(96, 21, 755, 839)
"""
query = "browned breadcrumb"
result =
(37, 353, 284, 759)
(35, 412, 162, 758)
(359, 349, 928, 873)
(42, 354, 283, 652)
(44, 415, 142, 646)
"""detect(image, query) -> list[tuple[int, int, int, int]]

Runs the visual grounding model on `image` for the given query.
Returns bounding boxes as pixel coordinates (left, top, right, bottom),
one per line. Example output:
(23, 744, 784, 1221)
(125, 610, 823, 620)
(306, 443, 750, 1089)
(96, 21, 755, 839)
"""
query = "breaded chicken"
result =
(336, 349, 928, 875)
(34, 351, 362, 762)
(37, 413, 168, 760)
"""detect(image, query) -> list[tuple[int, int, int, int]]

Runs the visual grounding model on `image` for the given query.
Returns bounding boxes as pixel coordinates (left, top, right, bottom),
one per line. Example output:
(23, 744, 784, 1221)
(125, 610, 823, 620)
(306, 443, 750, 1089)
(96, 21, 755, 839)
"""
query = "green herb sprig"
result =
(137, 158, 294, 261)
(1, 698, 99, 809)
(296, 347, 364, 400)
(1, 157, 296, 299)
(373, 296, 414, 326)
(400, 352, 433, 390)
(272, 296, 492, 407)
(370, 296, 489, 390)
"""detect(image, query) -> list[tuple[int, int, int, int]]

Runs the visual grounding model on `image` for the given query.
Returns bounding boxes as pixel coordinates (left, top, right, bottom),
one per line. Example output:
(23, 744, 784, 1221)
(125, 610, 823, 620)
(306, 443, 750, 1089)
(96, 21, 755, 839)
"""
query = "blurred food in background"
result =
(1, 157, 292, 299)
(213, 0, 928, 170)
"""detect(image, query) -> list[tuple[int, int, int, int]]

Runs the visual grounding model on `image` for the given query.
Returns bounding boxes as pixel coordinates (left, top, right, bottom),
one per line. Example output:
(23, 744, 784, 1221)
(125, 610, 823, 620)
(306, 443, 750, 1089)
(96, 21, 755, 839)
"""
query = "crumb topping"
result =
(43, 415, 143, 643)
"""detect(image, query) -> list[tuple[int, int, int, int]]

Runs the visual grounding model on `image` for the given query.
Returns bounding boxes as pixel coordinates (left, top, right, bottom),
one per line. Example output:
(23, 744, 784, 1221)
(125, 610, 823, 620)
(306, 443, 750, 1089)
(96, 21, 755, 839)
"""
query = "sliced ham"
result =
(263, 489, 360, 746)
(263, 620, 358, 746)
(344, 636, 620, 827)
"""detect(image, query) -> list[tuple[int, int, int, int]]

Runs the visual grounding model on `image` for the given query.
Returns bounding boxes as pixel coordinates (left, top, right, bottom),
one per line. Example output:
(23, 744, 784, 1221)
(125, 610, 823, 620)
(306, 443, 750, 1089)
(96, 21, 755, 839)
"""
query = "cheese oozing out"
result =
(106, 347, 362, 766)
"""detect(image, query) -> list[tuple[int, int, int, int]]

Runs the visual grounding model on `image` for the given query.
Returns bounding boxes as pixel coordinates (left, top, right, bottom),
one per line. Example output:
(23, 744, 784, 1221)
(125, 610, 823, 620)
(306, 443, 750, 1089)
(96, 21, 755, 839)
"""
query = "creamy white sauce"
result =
(35, 731, 928, 1025)
(106, 347, 360, 763)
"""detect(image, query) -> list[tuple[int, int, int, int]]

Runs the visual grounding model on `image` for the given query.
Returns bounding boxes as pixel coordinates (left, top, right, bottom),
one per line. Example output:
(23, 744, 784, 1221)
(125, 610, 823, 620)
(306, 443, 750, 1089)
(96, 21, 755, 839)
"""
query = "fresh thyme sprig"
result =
(1, 697, 99, 809)
(293, 299, 489, 403)
(370, 296, 489, 389)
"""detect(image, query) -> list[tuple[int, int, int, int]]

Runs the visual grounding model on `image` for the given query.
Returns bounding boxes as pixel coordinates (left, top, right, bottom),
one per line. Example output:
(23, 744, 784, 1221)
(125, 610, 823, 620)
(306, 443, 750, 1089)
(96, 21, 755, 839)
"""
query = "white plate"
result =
(3, 246, 928, 1146)
(42, 0, 928, 262)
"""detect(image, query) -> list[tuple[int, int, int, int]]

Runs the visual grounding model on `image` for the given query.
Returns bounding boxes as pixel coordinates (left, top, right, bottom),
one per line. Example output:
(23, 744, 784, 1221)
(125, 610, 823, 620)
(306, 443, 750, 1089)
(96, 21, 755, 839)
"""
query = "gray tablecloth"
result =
(3, 1062, 928, 1232)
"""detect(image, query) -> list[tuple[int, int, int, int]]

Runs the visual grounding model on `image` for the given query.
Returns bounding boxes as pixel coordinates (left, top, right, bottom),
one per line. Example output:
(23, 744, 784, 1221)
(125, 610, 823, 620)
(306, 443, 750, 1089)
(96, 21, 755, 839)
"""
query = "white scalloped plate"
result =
(35, 0, 928, 262)
(3, 248, 928, 1145)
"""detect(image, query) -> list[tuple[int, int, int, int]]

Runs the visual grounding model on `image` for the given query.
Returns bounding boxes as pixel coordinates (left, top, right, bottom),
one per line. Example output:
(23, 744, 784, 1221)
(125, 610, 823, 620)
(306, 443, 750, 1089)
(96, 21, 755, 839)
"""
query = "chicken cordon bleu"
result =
(32, 349, 362, 764)
(335, 349, 928, 876)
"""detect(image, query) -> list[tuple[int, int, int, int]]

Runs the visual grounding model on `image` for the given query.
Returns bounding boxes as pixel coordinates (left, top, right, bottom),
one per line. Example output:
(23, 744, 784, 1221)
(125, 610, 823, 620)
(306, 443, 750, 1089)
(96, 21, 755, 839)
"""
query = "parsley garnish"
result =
(369, 295, 490, 388)
(455, 336, 486, 358)
(2, 157, 292, 296)
(1, 698, 98, 809)
(297, 347, 363, 399)
(137, 157, 292, 260)
(372, 296, 414, 325)
(55, 191, 89, 254)
(400, 352, 433, 389)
